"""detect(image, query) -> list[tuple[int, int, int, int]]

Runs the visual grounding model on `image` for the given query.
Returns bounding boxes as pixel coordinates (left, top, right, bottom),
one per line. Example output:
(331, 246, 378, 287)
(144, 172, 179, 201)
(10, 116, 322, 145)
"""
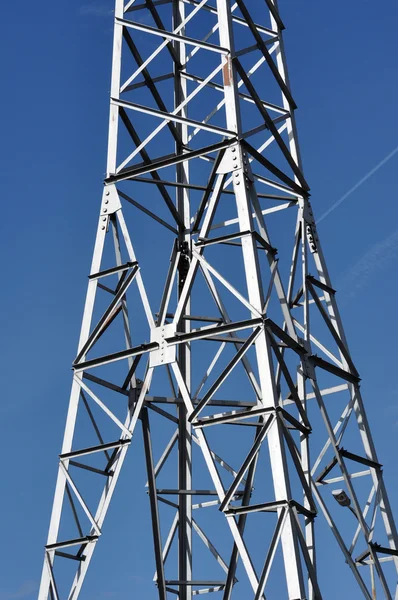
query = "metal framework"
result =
(38, 1, 398, 598)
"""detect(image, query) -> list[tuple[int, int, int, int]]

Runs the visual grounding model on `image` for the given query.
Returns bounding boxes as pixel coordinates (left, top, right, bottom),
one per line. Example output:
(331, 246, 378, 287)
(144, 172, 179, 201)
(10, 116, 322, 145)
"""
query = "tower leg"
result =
(174, 2, 193, 597)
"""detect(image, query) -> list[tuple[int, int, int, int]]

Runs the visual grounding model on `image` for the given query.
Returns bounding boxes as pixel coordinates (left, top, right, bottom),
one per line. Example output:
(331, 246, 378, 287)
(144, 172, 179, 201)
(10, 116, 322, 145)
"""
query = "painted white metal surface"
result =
(38, 1, 398, 599)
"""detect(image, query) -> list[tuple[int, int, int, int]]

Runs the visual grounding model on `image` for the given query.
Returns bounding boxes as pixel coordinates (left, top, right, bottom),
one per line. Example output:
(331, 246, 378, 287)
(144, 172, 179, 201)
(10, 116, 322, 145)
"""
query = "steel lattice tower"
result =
(39, 1, 398, 599)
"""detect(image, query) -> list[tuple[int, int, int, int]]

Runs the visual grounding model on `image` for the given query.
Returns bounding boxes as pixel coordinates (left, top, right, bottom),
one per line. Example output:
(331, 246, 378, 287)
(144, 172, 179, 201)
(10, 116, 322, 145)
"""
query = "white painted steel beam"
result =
(38, 1, 398, 599)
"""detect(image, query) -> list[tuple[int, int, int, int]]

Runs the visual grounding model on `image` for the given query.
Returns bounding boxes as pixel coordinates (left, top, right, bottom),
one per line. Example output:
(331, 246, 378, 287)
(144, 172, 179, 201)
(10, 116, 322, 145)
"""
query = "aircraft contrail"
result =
(317, 145, 398, 223)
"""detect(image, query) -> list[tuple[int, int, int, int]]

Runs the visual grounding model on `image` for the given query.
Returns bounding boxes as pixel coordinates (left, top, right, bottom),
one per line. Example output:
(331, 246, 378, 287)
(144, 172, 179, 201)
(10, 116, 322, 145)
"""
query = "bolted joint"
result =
(178, 240, 191, 288)
(301, 352, 315, 380)
(305, 223, 318, 254)
(100, 184, 122, 217)
(149, 323, 176, 368)
(302, 200, 315, 224)
(217, 143, 244, 174)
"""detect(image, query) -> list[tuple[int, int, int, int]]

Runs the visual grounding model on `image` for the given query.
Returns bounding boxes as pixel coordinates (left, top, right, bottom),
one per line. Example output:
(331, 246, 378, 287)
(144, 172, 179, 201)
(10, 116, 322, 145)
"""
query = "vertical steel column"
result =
(270, 0, 316, 600)
(298, 213, 316, 599)
(174, 2, 193, 598)
(37, 2, 127, 597)
(270, 3, 316, 590)
(215, 1, 305, 597)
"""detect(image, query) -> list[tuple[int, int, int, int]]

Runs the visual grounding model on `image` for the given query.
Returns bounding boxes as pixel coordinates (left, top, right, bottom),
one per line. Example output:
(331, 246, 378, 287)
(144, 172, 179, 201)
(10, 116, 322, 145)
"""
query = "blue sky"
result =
(1, 1, 398, 598)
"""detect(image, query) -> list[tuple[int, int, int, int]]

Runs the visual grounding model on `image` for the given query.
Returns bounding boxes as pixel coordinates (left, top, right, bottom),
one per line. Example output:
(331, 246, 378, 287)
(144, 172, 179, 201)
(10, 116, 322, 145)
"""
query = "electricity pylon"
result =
(38, 1, 398, 599)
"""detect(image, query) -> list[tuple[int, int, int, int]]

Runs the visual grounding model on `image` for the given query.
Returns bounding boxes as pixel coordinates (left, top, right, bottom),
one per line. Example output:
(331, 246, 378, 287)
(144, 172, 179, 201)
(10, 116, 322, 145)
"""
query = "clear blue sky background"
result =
(1, 1, 398, 598)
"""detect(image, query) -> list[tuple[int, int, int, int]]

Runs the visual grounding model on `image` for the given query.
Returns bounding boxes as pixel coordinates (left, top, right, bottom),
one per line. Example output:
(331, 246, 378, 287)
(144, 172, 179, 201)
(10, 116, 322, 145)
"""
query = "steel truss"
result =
(39, 1, 398, 599)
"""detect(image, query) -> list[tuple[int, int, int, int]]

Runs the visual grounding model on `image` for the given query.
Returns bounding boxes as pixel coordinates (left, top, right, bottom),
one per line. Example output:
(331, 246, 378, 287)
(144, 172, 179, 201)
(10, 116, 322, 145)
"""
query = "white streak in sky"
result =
(337, 228, 398, 304)
(317, 145, 398, 223)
